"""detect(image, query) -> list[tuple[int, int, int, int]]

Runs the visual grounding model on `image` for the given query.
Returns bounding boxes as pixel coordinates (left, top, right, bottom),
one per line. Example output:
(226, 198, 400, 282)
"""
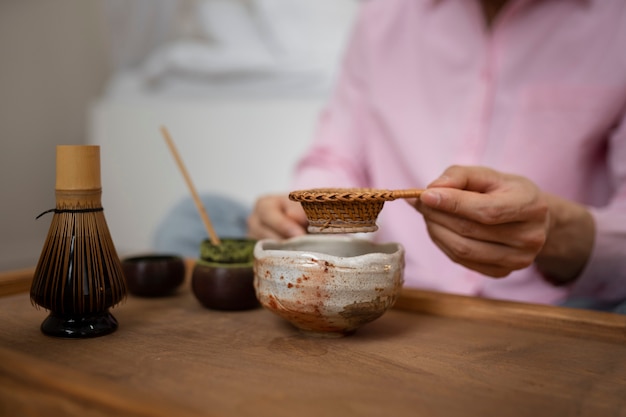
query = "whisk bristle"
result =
(31, 207, 126, 314)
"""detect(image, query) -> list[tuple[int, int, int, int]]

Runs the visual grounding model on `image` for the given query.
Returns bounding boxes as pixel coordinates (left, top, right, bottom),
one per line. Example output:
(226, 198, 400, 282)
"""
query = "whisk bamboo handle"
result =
(389, 189, 424, 199)
(56, 145, 101, 191)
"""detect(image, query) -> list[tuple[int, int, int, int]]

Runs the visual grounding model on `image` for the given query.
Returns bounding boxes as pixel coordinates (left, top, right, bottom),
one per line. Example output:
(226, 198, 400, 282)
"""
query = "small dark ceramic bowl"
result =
(121, 254, 185, 297)
(191, 260, 258, 310)
(191, 237, 258, 310)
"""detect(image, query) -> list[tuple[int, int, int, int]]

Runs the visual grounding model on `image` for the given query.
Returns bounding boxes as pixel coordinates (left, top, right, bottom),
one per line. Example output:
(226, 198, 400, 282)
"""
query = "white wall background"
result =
(0, 0, 110, 271)
(1, 0, 357, 269)
(88, 96, 325, 256)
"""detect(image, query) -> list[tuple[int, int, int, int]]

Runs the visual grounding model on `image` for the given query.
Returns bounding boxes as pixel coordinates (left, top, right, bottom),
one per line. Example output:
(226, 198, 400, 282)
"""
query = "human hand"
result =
(247, 194, 308, 240)
(413, 165, 550, 278)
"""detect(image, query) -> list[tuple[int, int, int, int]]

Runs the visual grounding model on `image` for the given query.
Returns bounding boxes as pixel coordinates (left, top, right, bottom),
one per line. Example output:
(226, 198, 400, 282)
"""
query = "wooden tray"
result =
(1, 267, 626, 417)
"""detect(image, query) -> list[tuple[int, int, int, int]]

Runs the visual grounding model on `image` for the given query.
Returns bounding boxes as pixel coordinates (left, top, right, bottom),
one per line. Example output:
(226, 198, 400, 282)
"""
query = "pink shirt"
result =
(291, 0, 626, 305)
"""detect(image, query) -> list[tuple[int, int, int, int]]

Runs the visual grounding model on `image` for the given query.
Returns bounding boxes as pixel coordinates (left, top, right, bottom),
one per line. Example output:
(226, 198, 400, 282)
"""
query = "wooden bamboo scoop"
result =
(289, 188, 424, 234)
(160, 126, 221, 246)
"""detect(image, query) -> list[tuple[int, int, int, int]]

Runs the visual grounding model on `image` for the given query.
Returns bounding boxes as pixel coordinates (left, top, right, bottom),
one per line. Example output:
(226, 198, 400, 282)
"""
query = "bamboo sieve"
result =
(289, 188, 424, 234)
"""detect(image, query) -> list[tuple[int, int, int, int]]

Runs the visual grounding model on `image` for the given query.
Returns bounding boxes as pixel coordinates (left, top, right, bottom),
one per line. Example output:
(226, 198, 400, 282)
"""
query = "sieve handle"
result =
(389, 189, 424, 199)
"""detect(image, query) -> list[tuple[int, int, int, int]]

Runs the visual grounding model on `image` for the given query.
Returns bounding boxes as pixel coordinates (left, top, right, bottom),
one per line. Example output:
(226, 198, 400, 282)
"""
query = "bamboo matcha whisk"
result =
(31, 145, 127, 338)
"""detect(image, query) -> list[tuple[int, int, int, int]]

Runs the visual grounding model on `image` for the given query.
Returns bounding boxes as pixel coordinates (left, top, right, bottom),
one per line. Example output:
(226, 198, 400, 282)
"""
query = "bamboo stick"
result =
(160, 126, 221, 246)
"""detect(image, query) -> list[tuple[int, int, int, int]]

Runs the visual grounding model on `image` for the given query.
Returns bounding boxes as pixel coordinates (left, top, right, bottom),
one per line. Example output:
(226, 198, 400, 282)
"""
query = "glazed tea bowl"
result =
(191, 238, 258, 311)
(121, 254, 186, 297)
(253, 235, 405, 337)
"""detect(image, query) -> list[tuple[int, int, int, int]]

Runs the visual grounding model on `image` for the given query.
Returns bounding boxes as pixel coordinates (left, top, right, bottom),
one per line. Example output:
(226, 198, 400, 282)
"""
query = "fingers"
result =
(427, 165, 502, 192)
(417, 201, 548, 249)
(247, 214, 286, 240)
(420, 167, 548, 225)
(413, 165, 551, 278)
(425, 221, 538, 277)
(421, 188, 547, 226)
(285, 200, 309, 226)
(247, 195, 308, 240)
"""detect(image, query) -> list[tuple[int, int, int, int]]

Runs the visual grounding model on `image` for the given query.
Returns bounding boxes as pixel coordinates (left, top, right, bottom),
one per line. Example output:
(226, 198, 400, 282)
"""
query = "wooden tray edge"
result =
(395, 288, 626, 342)
(0, 267, 34, 297)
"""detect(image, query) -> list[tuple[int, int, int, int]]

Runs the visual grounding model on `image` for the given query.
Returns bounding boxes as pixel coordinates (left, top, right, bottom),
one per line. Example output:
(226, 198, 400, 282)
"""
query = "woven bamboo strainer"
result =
(289, 188, 424, 234)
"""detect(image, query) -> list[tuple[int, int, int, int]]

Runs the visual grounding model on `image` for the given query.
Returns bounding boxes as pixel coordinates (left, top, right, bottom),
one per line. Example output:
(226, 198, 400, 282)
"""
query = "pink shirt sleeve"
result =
(571, 113, 626, 301)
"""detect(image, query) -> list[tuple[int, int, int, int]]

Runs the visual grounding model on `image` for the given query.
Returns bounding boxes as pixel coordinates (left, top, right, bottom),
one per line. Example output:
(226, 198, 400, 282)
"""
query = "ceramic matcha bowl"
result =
(191, 238, 258, 311)
(253, 235, 404, 337)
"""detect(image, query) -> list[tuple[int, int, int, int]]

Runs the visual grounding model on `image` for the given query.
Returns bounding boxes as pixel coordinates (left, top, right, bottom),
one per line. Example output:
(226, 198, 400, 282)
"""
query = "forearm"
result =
(534, 193, 595, 285)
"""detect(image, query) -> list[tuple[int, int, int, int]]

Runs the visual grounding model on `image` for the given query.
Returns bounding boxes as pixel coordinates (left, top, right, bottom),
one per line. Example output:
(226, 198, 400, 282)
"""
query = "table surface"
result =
(1, 267, 626, 417)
